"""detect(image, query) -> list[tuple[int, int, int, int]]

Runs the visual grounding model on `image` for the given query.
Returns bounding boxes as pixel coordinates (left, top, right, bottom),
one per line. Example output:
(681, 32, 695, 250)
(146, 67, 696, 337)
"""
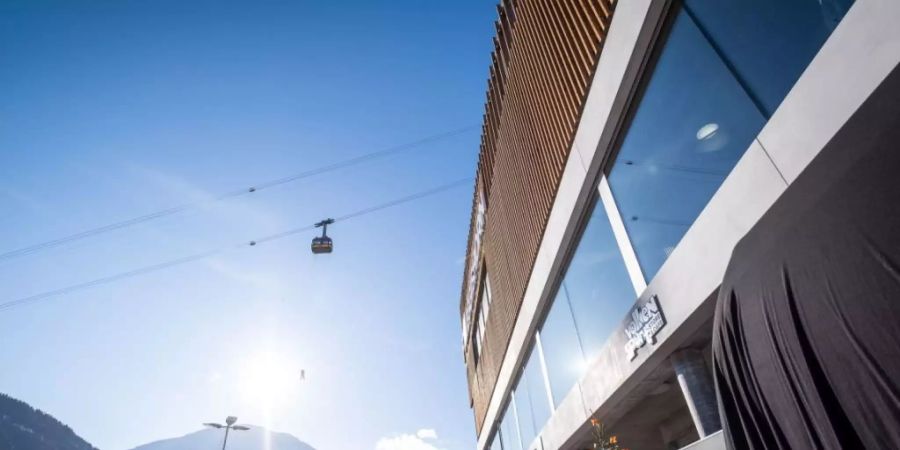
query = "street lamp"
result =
(204, 416, 250, 450)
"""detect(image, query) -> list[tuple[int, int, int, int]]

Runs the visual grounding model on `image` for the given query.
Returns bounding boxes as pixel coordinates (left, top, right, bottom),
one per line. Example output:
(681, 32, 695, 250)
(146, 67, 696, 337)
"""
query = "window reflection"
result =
(561, 200, 637, 362)
(511, 346, 552, 448)
(608, 0, 852, 280)
(538, 289, 586, 406)
(524, 347, 551, 435)
(607, 11, 766, 279)
(513, 381, 535, 448)
(500, 401, 522, 450)
(539, 197, 636, 407)
(684, 0, 854, 116)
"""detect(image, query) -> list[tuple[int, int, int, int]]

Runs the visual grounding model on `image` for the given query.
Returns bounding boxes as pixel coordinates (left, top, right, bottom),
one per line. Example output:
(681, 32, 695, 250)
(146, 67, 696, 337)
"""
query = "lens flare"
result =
(238, 351, 300, 410)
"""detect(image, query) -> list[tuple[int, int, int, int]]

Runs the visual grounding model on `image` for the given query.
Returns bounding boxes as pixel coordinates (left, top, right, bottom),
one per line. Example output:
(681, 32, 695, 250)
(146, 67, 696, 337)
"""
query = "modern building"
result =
(458, 1, 900, 449)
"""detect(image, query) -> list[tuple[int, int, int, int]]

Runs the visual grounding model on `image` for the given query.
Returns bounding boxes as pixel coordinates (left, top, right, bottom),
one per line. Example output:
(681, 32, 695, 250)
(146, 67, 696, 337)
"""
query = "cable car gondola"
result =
(311, 218, 334, 254)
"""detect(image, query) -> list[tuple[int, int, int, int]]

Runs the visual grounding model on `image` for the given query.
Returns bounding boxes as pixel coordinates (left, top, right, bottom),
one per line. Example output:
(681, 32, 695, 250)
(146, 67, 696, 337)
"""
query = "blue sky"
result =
(0, 1, 494, 449)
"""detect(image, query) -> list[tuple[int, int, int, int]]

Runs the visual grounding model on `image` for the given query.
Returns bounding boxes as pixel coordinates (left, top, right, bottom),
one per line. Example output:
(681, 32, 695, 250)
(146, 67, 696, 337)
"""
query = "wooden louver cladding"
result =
(460, 0, 618, 434)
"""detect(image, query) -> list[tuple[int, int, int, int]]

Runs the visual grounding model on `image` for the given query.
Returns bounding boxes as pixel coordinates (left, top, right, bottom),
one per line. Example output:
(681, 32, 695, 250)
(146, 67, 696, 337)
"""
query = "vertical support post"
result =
(598, 176, 647, 295)
(534, 331, 556, 412)
(670, 348, 721, 438)
(221, 426, 231, 450)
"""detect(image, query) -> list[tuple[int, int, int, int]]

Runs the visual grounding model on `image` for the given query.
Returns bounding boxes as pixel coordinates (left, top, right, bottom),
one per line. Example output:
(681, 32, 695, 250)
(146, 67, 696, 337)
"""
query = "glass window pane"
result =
(607, 10, 766, 279)
(513, 380, 535, 448)
(562, 200, 637, 362)
(524, 347, 552, 434)
(500, 402, 522, 450)
(539, 289, 586, 406)
(684, 0, 854, 116)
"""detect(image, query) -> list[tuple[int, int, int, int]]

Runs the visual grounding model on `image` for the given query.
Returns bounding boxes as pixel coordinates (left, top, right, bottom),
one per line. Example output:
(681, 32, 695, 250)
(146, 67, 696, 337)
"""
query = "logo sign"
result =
(461, 188, 487, 344)
(624, 295, 666, 360)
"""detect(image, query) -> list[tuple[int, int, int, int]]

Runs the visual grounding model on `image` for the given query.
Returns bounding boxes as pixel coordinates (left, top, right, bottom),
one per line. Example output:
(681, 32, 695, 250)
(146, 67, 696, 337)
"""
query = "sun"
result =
(238, 351, 300, 409)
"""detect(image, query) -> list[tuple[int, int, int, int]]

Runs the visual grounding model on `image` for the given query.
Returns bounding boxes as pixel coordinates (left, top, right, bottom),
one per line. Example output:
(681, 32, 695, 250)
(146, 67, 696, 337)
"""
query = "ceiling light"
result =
(696, 123, 719, 141)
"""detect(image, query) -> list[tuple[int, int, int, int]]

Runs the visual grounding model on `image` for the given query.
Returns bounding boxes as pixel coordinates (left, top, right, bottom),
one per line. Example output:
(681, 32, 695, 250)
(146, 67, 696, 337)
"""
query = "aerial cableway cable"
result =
(251, 178, 475, 245)
(0, 126, 476, 262)
(0, 177, 472, 312)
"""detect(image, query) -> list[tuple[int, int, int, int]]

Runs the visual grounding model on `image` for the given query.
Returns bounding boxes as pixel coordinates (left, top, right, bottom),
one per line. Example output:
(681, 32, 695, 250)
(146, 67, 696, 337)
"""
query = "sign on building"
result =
(624, 295, 666, 360)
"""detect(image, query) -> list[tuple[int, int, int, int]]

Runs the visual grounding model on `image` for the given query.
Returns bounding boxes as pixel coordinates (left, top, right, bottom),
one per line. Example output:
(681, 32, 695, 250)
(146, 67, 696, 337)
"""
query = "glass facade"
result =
(480, 0, 853, 444)
(523, 347, 552, 436)
(538, 289, 585, 406)
(510, 347, 551, 449)
(513, 383, 534, 448)
(607, 0, 851, 280)
(499, 402, 522, 450)
(684, 0, 854, 116)
(538, 198, 635, 405)
(607, 10, 766, 279)
(561, 201, 637, 362)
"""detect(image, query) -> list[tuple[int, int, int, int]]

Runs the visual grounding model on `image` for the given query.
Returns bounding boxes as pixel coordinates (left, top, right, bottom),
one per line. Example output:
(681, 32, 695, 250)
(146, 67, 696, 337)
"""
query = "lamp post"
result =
(204, 416, 250, 450)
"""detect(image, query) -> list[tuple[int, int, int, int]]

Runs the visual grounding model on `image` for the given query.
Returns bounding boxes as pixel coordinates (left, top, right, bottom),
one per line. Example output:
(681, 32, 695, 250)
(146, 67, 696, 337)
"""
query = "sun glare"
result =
(238, 351, 300, 409)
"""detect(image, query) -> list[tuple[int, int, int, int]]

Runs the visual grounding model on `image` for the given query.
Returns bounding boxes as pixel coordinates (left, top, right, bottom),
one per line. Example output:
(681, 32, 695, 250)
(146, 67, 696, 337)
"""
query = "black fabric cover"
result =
(712, 64, 900, 450)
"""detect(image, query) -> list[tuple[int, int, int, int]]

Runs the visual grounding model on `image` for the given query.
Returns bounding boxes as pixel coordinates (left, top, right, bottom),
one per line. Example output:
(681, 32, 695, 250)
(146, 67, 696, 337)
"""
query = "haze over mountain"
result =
(0, 393, 98, 450)
(129, 426, 315, 450)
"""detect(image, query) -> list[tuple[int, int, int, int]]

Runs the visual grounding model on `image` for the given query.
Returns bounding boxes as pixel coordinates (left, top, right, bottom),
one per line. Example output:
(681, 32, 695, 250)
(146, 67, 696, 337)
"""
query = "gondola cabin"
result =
(312, 218, 335, 254)
(311, 235, 333, 254)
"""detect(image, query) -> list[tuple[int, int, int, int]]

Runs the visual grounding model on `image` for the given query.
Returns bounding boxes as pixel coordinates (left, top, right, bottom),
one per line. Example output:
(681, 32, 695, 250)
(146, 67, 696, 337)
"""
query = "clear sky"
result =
(0, 1, 494, 449)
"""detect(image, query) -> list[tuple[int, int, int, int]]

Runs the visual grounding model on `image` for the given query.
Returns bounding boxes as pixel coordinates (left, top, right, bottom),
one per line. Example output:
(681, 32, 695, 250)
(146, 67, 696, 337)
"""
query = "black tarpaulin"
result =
(712, 64, 900, 450)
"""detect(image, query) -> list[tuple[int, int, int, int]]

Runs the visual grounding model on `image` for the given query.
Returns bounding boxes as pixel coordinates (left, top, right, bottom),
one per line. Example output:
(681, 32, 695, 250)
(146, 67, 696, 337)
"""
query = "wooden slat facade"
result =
(459, 0, 617, 435)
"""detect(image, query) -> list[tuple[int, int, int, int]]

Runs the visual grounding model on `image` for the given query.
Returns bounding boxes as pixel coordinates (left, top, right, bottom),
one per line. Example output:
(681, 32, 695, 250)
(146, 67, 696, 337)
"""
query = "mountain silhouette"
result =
(129, 426, 315, 450)
(0, 392, 98, 450)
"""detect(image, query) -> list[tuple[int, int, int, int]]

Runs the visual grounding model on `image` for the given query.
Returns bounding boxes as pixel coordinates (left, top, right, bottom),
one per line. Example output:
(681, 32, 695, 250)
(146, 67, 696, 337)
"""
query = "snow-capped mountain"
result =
(129, 426, 315, 450)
